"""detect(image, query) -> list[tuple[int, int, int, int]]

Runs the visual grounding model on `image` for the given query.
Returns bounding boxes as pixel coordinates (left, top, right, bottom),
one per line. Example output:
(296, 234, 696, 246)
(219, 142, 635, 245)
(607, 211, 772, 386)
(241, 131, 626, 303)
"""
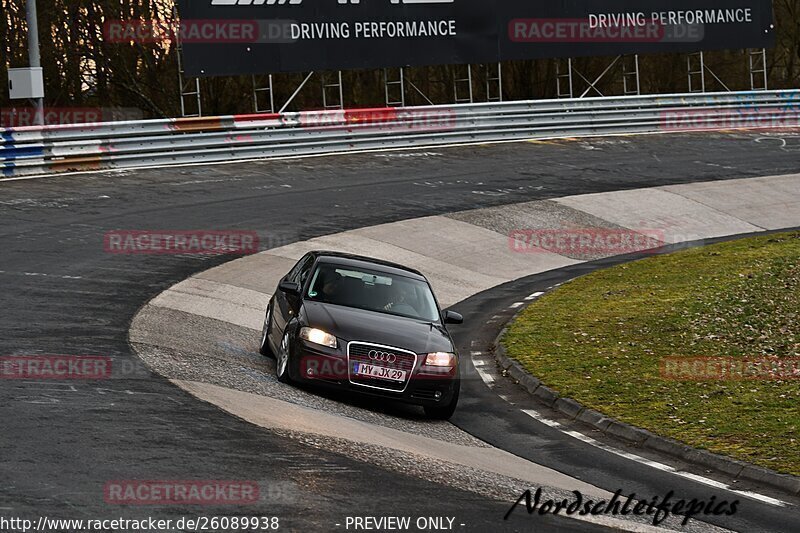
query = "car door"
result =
(273, 253, 314, 338)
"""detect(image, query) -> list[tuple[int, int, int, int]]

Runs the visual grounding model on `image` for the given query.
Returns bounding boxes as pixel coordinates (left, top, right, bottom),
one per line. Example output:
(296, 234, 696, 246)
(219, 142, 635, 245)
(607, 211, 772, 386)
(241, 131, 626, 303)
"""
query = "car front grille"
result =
(347, 342, 417, 392)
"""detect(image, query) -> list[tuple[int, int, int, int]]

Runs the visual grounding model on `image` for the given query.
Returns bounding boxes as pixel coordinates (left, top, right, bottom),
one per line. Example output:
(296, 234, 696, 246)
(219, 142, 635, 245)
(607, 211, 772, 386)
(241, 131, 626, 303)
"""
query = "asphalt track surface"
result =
(1, 132, 799, 531)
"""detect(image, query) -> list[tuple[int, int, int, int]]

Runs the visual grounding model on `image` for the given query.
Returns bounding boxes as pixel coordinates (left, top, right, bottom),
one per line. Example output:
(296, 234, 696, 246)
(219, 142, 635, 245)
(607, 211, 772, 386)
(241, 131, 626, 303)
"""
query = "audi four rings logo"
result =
(210, 0, 455, 6)
(368, 350, 397, 363)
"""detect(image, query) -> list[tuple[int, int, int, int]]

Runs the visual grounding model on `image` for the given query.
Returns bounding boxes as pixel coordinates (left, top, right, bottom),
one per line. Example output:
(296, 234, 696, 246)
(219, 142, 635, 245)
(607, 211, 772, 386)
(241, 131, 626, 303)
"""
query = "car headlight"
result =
(299, 327, 337, 349)
(424, 352, 456, 367)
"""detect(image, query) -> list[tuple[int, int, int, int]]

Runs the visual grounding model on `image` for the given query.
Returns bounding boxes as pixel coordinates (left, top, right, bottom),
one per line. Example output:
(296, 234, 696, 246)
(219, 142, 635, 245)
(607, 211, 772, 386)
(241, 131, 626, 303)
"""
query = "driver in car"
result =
(316, 270, 343, 301)
(383, 283, 416, 315)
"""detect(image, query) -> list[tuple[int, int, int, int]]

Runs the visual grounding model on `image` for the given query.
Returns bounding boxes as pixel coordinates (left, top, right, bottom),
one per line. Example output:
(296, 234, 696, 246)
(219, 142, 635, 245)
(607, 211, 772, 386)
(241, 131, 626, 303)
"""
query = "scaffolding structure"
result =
(383, 68, 439, 106)
(177, 51, 770, 117)
(749, 48, 769, 91)
(175, 31, 201, 116)
(452, 65, 473, 104)
(485, 63, 503, 102)
(321, 71, 344, 110)
(687, 49, 768, 93)
(251, 75, 275, 114)
(556, 55, 640, 99)
(688, 52, 731, 92)
(383, 68, 405, 107)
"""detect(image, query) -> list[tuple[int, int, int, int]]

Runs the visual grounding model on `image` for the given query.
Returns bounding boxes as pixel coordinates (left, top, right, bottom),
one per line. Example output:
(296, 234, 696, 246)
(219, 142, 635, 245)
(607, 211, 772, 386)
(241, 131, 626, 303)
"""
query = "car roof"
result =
(311, 251, 427, 281)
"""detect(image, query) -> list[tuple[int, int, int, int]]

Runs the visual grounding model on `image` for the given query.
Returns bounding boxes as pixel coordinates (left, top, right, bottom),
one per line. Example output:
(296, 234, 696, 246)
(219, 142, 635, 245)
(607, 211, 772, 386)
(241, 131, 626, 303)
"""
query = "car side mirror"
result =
(443, 310, 463, 324)
(279, 280, 300, 295)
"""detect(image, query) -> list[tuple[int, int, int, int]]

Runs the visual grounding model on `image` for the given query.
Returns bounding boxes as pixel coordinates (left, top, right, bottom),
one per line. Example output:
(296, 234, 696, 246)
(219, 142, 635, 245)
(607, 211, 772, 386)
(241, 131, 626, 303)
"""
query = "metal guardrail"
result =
(2, 90, 800, 178)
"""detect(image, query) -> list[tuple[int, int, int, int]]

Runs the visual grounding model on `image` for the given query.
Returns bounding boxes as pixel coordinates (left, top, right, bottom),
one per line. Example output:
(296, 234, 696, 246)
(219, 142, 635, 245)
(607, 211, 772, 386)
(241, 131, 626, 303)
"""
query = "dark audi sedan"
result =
(259, 251, 463, 419)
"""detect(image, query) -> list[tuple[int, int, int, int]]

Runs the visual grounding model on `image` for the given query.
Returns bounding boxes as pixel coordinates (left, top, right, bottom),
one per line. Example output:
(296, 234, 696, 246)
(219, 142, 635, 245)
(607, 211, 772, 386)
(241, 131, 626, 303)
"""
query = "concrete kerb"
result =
(490, 285, 800, 498)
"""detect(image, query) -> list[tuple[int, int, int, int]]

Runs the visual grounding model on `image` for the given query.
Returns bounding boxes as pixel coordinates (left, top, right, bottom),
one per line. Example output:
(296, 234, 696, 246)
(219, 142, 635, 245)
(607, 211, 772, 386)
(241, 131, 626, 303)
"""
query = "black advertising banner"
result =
(176, 0, 497, 76)
(175, 0, 775, 77)
(500, 0, 776, 61)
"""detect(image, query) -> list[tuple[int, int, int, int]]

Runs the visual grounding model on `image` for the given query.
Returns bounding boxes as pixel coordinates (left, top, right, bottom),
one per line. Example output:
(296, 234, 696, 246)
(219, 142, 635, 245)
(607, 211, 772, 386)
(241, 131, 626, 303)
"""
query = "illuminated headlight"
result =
(424, 352, 456, 367)
(299, 327, 337, 349)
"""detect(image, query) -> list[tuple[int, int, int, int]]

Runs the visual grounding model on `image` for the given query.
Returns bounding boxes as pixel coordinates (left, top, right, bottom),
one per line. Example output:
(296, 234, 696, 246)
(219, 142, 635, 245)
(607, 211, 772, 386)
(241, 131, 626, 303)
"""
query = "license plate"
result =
(353, 362, 407, 382)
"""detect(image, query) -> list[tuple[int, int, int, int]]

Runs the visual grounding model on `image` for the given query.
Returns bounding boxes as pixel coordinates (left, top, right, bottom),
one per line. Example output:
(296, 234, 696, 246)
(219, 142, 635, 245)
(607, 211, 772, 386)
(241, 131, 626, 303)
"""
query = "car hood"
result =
(303, 301, 454, 355)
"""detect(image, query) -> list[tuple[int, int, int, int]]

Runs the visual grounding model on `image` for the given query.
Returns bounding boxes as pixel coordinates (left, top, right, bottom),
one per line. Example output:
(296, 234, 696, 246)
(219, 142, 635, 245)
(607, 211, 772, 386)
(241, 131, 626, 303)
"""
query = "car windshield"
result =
(306, 263, 440, 322)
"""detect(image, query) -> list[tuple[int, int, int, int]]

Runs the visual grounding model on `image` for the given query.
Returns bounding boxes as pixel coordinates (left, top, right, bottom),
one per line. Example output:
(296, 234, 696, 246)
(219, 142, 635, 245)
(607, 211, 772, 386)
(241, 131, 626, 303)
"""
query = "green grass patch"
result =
(503, 232, 800, 476)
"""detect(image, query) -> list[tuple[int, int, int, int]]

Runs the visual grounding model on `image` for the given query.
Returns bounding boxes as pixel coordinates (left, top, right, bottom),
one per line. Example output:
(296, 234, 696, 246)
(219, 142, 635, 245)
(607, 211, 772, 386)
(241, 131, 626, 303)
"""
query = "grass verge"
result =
(503, 231, 800, 476)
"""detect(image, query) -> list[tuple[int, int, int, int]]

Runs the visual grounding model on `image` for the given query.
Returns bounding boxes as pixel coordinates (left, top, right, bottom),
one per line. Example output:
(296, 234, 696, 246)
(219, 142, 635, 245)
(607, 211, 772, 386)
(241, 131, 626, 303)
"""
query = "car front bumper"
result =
(291, 342, 459, 407)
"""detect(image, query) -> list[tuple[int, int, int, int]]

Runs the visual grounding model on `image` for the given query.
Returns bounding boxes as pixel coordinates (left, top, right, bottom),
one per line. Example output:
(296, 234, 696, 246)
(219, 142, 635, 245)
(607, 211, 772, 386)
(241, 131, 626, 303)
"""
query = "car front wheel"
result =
(423, 380, 460, 420)
(259, 305, 274, 357)
(276, 331, 293, 384)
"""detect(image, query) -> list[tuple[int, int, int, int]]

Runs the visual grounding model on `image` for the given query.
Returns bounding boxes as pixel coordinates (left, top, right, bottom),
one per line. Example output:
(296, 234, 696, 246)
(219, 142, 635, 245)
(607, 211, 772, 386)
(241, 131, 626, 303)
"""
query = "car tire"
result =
(423, 380, 460, 420)
(259, 305, 274, 357)
(275, 331, 293, 384)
